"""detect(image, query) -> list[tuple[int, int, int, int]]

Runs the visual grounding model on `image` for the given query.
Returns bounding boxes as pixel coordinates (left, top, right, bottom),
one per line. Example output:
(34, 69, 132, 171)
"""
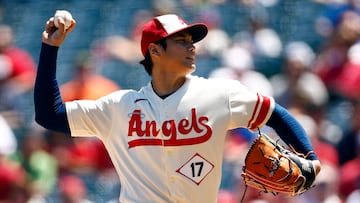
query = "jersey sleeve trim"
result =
(247, 93, 275, 130)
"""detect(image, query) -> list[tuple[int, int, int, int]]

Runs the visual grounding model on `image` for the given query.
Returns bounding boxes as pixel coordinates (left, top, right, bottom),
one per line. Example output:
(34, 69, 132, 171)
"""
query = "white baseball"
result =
(54, 10, 73, 30)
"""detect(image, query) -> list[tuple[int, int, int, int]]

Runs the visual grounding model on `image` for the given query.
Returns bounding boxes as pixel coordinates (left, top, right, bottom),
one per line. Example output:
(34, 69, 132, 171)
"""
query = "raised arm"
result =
(34, 14, 76, 134)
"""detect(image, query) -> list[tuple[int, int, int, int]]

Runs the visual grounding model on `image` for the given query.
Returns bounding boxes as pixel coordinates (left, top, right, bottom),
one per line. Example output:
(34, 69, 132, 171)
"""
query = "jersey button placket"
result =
(163, 101, 180, 199)
(159, 101, 174, 198)
(164, 102, 172, 154)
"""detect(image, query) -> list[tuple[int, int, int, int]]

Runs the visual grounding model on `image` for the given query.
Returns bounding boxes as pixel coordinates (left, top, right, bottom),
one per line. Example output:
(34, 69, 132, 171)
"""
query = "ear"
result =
(148, 43, 161, 56)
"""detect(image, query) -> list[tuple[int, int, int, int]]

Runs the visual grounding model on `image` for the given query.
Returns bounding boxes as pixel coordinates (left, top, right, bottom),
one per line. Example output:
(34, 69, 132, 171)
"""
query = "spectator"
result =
(195, 7, 231, 58)
(0, 114, 17, 157)
(292, 112, 339, 168)
(0, 152, 28, 202)
(332, 42, 360, 99)
(314, 0, 360, 38)
(346, 189, 360, 203)
(57, 175, 95, 203)
(232, 0, 283, 75)
(217, 189, 237, 203)
(0, 114, 25, 202)
(339, 141, 360, 199)
(0, 24, 36, 128)
(99, 9, 154, 64)
(209, 45, 274, 97)
(270, 41, 343, 145)
(337, 97, 360, 165)
(152, 0, 178, 16)
(270, 41, 328, 109)
(60, 50, 120, 101)
(314, 10, 360, 97)
(13, 126, 58, 201)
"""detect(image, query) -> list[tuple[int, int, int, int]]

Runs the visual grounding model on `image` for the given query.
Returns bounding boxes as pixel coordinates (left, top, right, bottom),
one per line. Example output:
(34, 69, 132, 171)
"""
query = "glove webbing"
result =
(240, 128, 312, 202)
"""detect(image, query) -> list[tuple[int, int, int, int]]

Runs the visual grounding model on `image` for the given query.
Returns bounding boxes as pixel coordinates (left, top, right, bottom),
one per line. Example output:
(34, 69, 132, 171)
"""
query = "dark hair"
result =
(139, 38, 167, 76)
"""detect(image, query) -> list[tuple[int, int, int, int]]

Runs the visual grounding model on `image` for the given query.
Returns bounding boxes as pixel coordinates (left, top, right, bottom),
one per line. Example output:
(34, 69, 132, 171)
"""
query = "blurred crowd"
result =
(1, 0, 360, 202)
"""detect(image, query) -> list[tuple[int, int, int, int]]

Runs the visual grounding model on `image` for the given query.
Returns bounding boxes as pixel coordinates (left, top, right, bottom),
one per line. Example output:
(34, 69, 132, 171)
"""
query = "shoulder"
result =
(98, 89, 140, 104)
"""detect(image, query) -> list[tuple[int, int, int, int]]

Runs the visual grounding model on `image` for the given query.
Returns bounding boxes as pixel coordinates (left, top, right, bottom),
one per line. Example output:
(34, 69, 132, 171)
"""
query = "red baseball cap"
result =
(140, 14, 208, 57)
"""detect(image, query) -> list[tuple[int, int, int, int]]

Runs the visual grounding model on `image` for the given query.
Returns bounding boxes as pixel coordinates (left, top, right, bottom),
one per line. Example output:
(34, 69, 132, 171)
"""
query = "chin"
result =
(188, 64, 196, 73)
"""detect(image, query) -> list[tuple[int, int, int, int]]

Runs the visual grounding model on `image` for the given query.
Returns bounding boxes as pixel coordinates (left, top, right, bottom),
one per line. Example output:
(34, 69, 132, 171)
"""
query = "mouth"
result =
(186, 56, 195, 62)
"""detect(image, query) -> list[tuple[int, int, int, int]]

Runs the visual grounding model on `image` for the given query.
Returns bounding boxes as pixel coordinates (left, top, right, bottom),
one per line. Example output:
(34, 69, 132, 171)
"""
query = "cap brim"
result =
(188, 23, 208, 43)
(170, 23, 208, 43)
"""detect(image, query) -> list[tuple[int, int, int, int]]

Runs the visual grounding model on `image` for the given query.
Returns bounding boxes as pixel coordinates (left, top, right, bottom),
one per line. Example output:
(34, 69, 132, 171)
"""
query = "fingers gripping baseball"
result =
(42, 10, 76, 47)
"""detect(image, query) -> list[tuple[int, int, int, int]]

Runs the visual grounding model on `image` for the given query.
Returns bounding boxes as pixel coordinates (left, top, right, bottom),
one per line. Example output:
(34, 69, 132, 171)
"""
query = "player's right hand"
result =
(42, 16, 76, 47)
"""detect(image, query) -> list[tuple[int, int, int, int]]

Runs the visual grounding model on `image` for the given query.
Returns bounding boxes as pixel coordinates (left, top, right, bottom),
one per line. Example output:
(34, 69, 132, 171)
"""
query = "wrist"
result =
(312, 160, 321, 176)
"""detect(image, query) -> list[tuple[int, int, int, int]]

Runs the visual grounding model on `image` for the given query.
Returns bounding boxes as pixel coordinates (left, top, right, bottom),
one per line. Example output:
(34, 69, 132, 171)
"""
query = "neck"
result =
(151, 73, 186, 97)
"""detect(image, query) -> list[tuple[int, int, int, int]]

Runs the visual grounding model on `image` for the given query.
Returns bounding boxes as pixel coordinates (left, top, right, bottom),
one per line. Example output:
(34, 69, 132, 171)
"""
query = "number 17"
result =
(191, 162, 204, 177)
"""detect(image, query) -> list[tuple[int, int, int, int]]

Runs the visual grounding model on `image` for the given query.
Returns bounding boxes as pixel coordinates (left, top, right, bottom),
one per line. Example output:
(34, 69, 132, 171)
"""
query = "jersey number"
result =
(190, 162, 204, 177)
(176, 154, 214, 185)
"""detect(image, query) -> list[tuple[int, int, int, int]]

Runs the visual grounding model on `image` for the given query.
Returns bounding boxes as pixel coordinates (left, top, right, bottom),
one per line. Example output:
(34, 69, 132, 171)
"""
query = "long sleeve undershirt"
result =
(266, 103, 318, 160)
(34, 43, 317, 160)
(34, 43, 70, 134)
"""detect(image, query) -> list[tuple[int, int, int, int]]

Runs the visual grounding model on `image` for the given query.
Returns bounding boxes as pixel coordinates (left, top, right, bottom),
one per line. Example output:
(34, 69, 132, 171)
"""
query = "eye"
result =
(174, 38, 185, 42)
(173, 38, 193, 44)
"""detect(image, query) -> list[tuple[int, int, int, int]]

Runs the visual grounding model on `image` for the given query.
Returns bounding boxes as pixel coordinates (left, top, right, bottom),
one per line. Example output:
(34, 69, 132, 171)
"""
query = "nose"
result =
(189, 44, 195, 52)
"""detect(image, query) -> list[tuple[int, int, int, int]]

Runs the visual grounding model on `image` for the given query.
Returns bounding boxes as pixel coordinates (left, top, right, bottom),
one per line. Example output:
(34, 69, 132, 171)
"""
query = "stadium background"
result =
(1, 0, 326, 127)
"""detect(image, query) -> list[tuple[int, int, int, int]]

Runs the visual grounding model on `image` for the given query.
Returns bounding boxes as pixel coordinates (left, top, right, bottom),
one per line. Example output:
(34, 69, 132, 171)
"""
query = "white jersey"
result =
(65, 75, 275, 203)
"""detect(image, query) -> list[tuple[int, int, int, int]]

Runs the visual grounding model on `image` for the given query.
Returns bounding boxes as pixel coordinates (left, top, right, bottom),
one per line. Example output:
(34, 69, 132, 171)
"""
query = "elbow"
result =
(34, 112, 71, 135)
(35, 113, 50, 129)
(34, 105, 55, 129)
(34, 101, 67, 130)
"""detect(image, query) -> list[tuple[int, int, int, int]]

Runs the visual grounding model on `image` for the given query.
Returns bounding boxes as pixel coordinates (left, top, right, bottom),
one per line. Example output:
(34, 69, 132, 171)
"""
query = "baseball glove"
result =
(241, 132, 316, 197)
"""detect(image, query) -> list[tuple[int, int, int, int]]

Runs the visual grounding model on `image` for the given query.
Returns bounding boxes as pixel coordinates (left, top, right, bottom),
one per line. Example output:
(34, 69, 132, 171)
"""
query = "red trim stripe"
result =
(248, 94, 271, 130)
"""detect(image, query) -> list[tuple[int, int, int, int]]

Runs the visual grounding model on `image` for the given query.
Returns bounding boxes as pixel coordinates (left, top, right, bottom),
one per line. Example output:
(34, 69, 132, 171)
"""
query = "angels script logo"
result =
(127, 108, 212, 148)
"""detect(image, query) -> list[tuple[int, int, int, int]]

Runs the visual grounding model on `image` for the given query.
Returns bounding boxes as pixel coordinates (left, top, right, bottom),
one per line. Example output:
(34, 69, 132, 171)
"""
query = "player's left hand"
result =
(242, 134, 322, 196)
(42, 16, 76, 47)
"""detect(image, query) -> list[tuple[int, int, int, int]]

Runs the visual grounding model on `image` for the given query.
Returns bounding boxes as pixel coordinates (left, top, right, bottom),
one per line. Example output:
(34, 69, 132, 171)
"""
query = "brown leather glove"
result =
(241, 133, 316, 196)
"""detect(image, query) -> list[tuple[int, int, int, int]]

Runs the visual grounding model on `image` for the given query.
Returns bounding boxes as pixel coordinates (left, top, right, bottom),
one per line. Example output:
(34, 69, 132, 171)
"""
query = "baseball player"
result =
(34, 13, 321, 203)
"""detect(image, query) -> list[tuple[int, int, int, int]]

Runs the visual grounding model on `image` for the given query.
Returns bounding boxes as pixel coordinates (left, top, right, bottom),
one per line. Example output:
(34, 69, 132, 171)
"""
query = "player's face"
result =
(162, 31, 196, 73)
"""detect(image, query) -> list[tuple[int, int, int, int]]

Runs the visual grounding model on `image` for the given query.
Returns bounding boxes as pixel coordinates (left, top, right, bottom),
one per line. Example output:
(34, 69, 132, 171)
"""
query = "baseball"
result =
(53, 10, 73, 30)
